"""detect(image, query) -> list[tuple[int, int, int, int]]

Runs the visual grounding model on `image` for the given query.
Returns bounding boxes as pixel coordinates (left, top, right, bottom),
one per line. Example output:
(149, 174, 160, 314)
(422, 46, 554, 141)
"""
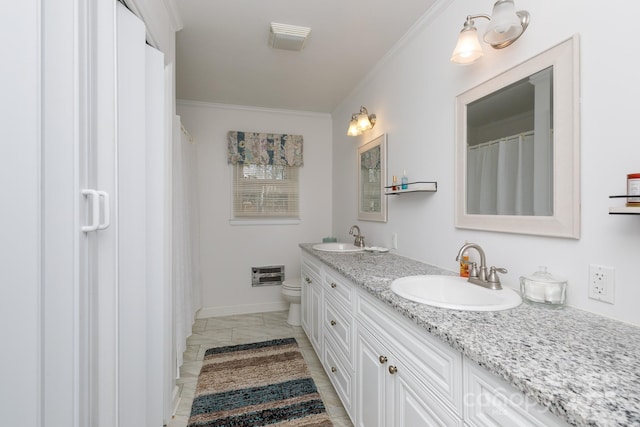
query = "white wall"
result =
(332, 0, 640, 326)
(177, 101, 333, 316)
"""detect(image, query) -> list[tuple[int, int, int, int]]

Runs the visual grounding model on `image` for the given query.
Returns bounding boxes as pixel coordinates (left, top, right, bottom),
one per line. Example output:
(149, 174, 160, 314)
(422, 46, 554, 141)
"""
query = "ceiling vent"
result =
(269, 22, 311, 51)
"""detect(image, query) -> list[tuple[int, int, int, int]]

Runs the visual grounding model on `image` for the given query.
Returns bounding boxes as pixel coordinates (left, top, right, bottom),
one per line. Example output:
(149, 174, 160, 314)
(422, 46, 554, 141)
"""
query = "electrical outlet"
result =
(588, 264, 615, 304)
(391, 233, 398, 249)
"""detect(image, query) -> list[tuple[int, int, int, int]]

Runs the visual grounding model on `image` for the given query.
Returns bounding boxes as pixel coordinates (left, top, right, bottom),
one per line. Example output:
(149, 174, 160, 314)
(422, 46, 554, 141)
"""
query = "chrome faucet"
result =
(349, 225, 365, 247)
(455, 242, 507, 290)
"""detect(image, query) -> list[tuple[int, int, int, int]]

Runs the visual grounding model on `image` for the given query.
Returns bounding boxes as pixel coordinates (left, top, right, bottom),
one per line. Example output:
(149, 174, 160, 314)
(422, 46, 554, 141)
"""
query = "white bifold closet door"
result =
(92, 3, 168, 427)
(117, 3, 167, 427)
(4, 1, 170, 426)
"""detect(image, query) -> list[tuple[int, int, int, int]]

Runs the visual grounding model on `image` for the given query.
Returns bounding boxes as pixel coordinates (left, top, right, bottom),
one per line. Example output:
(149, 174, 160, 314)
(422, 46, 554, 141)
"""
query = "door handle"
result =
(82, 189, 100, 232)
(82, 189, 110, 232)
(97, 191, 110, 230)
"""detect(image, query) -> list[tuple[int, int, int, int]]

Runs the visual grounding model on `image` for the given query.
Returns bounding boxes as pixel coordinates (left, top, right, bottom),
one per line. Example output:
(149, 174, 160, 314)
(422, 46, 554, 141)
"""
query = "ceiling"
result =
(174, 0, 439, 113)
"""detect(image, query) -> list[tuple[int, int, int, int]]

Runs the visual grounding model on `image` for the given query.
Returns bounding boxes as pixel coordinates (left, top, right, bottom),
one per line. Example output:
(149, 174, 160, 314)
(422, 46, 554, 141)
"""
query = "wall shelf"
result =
(609, 195, 640, 215)
(385, 181, 437, 195)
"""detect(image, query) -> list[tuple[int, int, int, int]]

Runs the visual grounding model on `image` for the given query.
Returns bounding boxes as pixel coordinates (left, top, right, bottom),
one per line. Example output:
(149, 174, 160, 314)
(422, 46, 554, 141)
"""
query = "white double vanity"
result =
(299, 244, 640, 427)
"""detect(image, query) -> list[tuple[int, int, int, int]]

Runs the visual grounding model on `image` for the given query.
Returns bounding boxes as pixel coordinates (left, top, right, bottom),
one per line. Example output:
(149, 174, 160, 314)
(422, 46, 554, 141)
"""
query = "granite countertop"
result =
(300, 244, 640, 427)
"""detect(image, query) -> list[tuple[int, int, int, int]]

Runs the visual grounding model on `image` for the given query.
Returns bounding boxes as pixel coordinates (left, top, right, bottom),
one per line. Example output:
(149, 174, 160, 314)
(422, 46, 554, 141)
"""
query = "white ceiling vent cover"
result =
(269, 22, 311, 51)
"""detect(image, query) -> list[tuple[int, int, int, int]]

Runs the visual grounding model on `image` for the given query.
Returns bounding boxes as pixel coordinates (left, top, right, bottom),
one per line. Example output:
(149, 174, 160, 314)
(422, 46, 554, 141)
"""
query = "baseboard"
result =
(197, 301, 289, 318)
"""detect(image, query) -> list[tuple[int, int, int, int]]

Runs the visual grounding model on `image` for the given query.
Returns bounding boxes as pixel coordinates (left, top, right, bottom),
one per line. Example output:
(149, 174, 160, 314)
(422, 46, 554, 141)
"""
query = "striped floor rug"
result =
(188, 337, 332, 427)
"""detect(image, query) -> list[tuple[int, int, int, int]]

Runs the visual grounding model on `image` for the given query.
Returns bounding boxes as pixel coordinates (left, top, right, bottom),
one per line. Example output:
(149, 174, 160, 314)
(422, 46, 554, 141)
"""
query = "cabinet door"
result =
(300, 269, 312, 334)
(357, 291, 463, 412)
(308, 283, 323, 354)
(355, 326, 387, 427)
(390, 365, 463, 427)
(301, 265, 323, 354)
(464, 359, 570, 427)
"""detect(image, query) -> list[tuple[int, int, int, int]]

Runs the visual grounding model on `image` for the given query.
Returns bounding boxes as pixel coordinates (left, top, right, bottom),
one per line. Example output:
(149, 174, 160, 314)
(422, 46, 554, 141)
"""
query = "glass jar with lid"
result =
(519, 266, 567, 306)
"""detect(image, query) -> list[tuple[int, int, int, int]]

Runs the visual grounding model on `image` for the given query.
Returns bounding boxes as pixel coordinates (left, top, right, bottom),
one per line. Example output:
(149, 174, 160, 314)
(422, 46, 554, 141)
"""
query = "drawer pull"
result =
(330, 282, 337, 288)
(388, 365, 398, 375)
(330, 320, 337, 326)
(305, 277, 312, 284)
(379, 355, 388, 364)
(331, 366, 337, 373)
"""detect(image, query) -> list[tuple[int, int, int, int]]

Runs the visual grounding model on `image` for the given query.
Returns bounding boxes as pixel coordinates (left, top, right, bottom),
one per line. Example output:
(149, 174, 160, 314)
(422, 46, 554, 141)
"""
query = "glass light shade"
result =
(483, 0, 522, 45)
(347, 118, 361, 136)
(451, 27, 483, 64)
(356, 113, 373, 131)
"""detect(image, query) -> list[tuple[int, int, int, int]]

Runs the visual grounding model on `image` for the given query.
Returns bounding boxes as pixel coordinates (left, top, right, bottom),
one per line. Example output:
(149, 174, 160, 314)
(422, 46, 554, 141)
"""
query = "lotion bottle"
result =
(401, 170, 408, 190)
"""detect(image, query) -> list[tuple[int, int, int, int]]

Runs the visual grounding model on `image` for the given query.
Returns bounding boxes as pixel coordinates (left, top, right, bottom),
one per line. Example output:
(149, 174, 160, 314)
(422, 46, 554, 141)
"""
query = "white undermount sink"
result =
(391, 275, 521, 311)
(312, 242, 364, 253)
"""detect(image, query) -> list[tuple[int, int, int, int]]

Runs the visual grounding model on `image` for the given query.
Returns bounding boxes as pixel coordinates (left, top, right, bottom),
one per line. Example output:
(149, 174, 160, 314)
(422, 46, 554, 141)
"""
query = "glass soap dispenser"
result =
(519, 266, 567, 307)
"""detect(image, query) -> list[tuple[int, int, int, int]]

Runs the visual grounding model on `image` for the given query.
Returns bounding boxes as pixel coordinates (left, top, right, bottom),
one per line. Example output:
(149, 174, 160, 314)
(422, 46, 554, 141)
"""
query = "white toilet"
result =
(281, 278, 302, 326)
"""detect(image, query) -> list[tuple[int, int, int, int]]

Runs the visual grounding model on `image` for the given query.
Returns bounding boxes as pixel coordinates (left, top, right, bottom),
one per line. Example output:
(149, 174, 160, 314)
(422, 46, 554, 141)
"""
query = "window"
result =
(232, 164, 299, 219)
(226, 130, 303, 223)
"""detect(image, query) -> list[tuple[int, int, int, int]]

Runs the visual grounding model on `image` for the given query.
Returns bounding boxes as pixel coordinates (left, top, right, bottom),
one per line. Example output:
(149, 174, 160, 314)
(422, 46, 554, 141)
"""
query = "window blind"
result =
(232, 164, 299, 218)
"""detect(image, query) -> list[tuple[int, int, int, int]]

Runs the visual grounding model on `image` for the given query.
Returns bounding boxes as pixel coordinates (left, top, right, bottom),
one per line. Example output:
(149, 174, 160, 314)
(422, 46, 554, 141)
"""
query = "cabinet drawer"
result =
(464, 358, 570, 427)
(302, 268, 320, 289)
(324, 296, 354, 365)
(323, 335, 354, 418)
(302, 254, 322, 278)
(301, 265, 321, 288)
(357, 291, 463, 413)
(302, 255, 322, 286)
(323, 268, 353, 308)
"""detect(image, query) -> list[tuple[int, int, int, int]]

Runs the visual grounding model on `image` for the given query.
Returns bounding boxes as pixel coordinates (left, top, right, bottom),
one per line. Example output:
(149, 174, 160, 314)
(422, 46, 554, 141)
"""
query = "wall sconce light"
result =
(450, 0, 530, 65)
(346, 106, 376, 136)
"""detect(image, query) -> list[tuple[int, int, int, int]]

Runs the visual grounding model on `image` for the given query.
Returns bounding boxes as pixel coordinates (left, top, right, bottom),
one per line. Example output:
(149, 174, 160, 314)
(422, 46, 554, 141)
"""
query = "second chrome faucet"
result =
(349, 225, 365, 247)
(456, 242, 507, 290)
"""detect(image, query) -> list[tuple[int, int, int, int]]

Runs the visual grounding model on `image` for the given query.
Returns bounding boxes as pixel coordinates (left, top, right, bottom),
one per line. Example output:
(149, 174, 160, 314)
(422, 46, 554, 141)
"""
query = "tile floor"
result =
(167, 311, 353, 427)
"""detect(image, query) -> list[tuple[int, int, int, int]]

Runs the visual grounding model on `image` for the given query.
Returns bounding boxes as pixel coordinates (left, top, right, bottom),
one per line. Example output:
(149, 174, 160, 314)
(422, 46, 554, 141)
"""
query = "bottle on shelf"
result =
(627, 173, 640, 206)
(392, 175, 398, 191)
(401, 171, 408, 190)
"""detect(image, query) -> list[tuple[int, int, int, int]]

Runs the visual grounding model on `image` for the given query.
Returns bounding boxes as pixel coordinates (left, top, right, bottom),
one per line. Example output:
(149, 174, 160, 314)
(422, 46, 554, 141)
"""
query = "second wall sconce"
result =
(450, 0, 530, 65)
(347, 106, 377, 136)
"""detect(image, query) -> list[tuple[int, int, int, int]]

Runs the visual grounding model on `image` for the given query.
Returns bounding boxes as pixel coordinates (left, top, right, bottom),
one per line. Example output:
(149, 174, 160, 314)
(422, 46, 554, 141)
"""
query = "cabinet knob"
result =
(330, 282, 337, 288)
(388, 365, 398, 375)
(379, 355, 388, 364)
(305, 277, 312, 284)
(331, 366, 337, 373)
(330, 320, 337, 326)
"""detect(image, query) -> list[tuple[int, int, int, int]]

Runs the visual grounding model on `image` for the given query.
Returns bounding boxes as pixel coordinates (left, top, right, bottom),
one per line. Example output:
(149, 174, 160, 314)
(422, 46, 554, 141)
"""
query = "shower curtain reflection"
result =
(467, 131, 551, 216)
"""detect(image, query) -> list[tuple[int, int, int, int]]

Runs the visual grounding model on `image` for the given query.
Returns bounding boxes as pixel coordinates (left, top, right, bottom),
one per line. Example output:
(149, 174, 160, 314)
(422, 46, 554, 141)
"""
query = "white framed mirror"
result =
(455, 35, 580, 239)
(358, 134, 387, 222)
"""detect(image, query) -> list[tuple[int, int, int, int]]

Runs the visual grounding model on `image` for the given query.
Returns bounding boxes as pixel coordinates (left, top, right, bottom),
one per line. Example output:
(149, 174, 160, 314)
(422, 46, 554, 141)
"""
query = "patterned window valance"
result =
(227, 131, 303, 166)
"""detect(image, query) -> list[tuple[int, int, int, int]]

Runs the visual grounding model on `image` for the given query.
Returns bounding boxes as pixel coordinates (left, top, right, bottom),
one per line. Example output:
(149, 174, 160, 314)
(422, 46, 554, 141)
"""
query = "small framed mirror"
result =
(358, 134, 387, 222)
(455, 35, 580, 238)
